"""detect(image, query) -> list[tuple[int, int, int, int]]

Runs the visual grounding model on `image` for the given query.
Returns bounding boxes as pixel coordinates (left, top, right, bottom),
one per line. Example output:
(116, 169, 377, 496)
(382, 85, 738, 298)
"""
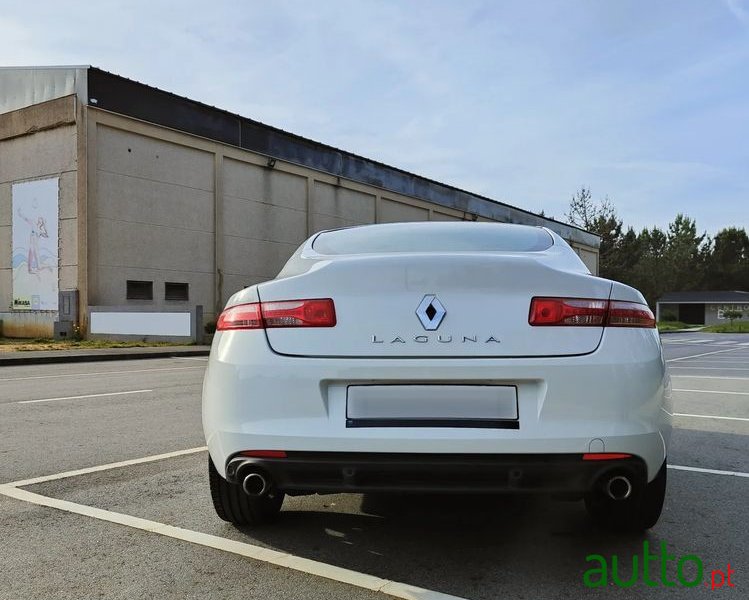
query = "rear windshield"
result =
(312, 223, 554, 255)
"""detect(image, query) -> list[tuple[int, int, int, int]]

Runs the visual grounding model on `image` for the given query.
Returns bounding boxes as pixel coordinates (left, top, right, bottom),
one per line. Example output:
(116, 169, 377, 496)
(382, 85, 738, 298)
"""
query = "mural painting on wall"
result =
(11, 177, 59, 311)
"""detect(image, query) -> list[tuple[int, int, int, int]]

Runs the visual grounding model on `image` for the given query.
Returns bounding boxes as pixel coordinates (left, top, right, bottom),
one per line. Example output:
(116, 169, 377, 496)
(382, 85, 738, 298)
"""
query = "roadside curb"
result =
(0, 348, 209, 366)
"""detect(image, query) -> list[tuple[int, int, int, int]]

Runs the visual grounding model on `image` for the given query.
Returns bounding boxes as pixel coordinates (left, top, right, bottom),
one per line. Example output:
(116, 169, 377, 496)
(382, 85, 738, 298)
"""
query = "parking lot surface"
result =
(1, 336, 747, 599)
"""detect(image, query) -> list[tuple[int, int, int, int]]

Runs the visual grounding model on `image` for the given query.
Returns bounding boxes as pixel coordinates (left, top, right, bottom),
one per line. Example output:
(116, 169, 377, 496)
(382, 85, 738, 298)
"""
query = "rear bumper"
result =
(203, 327, 671, 483)
(225, 452, 648, 495)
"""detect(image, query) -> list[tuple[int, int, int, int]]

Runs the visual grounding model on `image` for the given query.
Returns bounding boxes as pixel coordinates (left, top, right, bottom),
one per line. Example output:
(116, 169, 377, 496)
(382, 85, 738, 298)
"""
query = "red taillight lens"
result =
(529, 298, 608, 326)
(607, 301, 656, 328)
(261, 299, 336, 328)
(529, 298, 655, 328)
(216, 303, 263, 330)
(216, 299, 336, 331)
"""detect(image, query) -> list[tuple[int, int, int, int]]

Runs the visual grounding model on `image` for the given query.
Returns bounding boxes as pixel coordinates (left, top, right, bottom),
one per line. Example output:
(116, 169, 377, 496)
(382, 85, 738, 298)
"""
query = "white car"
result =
(203, 222, 671, 531)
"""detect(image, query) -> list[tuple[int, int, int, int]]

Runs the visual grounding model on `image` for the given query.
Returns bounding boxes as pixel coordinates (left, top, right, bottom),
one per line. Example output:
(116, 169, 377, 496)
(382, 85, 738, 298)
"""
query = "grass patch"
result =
(0, 338, 191, 352)
(657, 321, 701, 332)
(701, 321, 749, 333)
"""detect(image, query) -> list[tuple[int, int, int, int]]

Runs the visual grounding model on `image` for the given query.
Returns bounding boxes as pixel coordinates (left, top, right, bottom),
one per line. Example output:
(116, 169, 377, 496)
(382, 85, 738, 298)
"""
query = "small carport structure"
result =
(656, 290, 749, 325)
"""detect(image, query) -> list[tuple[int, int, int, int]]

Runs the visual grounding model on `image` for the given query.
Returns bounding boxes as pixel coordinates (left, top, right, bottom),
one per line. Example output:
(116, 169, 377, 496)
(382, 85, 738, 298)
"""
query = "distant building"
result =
(656, 291, 749, 325)
(1, 66, 600, 339)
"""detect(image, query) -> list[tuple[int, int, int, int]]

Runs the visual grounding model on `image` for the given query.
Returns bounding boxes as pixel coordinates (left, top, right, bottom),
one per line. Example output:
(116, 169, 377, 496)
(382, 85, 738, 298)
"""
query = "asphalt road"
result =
(1, 336, 747, 599)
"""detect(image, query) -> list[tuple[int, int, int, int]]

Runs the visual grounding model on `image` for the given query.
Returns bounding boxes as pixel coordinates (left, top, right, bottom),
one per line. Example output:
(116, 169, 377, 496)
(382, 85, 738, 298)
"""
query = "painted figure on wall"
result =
(11, 178, 59, 311)
(17, 208, 49, 274)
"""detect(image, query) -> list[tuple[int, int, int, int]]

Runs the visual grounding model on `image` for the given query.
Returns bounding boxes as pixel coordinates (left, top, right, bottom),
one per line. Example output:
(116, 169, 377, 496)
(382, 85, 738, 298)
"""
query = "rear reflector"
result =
(582, 453, 632, 461)
(217, 299, 336, 331)
(240, 450, 288, 458)
(529, 298, 655, 328)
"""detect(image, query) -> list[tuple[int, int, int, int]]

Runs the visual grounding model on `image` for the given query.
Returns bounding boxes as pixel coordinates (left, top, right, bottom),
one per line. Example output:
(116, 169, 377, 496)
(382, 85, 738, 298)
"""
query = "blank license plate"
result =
(346, 385, 518, 424)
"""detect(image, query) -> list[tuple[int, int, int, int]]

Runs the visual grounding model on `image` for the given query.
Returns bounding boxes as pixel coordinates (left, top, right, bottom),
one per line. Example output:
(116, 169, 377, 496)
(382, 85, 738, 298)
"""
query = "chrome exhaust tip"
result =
(242, 472, 269, 497)
(606, 475, 633, 500)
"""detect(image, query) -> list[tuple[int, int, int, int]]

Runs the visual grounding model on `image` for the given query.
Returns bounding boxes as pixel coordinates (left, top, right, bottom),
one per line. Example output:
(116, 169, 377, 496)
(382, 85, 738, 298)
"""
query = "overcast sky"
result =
(2, 0, 748, 235)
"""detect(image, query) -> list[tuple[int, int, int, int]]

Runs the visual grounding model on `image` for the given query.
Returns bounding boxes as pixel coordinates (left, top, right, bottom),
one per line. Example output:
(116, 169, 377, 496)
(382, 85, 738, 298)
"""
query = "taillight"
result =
(216, 299, 336, 331)
(261, 299, 336, 328)
(607, 300, 656, 328)
(528, 298, 608, 326)
(216, 303, 263, 330)
(529, 298, 655, 328)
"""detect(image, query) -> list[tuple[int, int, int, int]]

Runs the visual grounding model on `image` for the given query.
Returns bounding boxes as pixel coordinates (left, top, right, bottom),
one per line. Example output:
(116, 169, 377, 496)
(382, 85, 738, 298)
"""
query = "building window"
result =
(126, 280, 153, 300)
(165, 282, 189, 301)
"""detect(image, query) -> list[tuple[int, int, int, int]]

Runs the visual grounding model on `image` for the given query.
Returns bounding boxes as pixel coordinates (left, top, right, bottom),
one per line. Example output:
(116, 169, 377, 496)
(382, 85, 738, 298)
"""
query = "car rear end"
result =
(203, 223, 671, 528)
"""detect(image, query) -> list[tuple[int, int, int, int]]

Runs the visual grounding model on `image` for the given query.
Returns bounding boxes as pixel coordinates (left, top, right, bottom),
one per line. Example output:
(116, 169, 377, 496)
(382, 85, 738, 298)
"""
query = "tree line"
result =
(565, 188, 749, 307)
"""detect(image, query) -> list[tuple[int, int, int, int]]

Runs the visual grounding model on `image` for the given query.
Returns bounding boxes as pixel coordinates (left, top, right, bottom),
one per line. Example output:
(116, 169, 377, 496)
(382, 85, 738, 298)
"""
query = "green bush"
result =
(660, 312, 678, 322)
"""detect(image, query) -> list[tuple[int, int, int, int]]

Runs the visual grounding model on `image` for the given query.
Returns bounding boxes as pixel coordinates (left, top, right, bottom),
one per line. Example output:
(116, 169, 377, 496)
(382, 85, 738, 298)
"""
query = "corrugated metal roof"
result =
(657, 290, 749, 303)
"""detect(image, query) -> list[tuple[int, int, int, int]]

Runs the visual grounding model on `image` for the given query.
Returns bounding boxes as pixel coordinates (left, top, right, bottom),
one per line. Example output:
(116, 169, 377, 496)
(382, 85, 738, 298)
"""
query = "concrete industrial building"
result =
(1, 66, 600, 340)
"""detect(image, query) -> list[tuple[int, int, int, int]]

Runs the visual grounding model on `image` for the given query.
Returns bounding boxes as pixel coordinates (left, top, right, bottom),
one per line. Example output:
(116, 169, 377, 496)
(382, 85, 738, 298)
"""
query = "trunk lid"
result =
(258, 253, 611, 358)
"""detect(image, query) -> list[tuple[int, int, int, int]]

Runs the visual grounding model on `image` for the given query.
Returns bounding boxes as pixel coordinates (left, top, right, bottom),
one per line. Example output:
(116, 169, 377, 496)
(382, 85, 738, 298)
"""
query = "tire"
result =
(208, 456, 284, 526)
(584, 460, 667, 532)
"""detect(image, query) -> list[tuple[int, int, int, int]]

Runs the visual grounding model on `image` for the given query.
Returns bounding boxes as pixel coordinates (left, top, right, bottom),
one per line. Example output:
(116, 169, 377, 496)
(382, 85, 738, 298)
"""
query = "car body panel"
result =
(203, 222, 670, 493)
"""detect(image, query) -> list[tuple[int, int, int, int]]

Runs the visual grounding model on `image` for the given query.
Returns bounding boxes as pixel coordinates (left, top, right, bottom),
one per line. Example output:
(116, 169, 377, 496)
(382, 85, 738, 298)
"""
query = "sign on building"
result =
(11, 178, 59, 311)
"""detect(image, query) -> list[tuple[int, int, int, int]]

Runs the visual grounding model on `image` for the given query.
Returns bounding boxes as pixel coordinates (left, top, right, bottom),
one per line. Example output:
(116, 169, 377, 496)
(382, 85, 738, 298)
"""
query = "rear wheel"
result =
(208, 456, 284, 526)
(584, 460, 667, 532)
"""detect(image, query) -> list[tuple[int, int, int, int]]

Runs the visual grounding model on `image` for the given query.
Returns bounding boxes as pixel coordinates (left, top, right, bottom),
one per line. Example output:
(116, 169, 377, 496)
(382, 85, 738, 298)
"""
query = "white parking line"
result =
(4, 447, 208, 488)
(668, 465, 749, 478)
(669, 366, 749, 371)
(673, 388, 749, 396)
(0, 366, 204, 382)
(666, 347, 746, 362)
(674, 413, 749, 422)
(18, 389, 153, 404)
(674, 360, 749, 364)
(671, 375, 749, 380)
(173, 356, 209, 361)
(1, 446, 744, 600)
(0, 447, 465, 600)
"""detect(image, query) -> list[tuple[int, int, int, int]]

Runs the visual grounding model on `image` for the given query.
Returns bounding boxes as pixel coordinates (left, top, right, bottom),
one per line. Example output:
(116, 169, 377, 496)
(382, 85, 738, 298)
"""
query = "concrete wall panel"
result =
(221, 273, 265, 301)
(430, 211, 463, 222)
(97, 126, 213, 191)
(97, 170, 214, 232)
(59, 265, 77, 291)
(378, 198, 430, 223)
(0, 226, 10, 278)
(573, 247, 598, 274)
(0, 183, 10, 226)
(95, 219, 214, 273)
(59, 172, 78, 219)
(223, 195, 306, 245)
(309, 212, 362, 232)
(0, 125, 76, 184)
(223, 235, 298, 283)
(223, 158, 306, 211)
(94, 264, 214, 311)
(60, 218, 78, 266)
(312, 182, 375, 224)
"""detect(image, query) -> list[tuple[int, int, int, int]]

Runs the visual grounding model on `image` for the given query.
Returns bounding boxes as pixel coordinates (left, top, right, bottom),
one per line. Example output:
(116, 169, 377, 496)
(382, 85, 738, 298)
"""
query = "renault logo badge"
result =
(416, 295, 446, 331)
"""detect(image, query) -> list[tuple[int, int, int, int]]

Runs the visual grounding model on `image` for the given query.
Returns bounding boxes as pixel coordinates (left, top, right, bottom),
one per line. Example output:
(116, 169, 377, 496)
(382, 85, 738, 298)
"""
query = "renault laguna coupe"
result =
(202, 222, 671, 531)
